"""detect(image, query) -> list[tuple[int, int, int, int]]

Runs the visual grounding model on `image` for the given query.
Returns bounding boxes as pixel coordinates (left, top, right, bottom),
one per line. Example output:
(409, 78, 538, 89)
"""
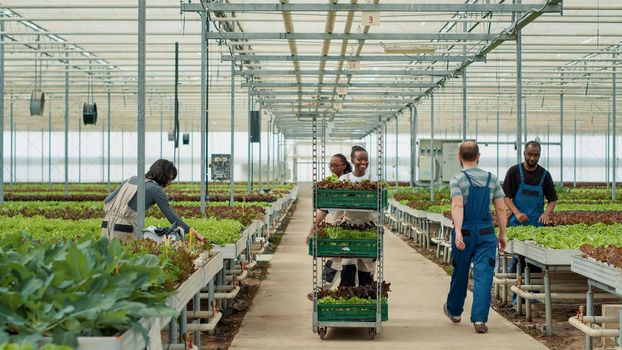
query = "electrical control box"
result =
(210, 154, 231, 181)
(418, 139, 462, 183)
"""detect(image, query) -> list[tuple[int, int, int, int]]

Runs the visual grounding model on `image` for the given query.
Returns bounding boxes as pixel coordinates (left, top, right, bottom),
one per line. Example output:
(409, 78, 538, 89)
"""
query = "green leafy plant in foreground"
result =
(0, 235, 176, 347)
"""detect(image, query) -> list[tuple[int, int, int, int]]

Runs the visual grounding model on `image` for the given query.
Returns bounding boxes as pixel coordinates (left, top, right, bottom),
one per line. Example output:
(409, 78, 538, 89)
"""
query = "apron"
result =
(101, 180, 141, 243)
(509, 164, 546, 227)
(446, 171, 498, 323)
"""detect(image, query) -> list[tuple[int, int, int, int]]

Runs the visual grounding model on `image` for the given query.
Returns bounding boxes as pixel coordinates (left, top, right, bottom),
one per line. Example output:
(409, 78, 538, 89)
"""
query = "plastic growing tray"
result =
(309, 237, 377, 258)
(317, 303, 388, 322)
(167, 252, 223, 312)
(511, 240, 580, 266)
(571, 255, 622, 295)
(315, 188, 388, 210)
(211, 230, 249, 259)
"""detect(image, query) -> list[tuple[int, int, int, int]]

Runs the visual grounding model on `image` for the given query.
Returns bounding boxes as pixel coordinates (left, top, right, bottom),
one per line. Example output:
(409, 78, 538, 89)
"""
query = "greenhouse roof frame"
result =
(0, 0, 620, 138)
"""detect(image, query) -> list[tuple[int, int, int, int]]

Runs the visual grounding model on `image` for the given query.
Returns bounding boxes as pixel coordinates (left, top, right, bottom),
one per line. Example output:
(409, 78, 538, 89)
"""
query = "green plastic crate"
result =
(308, 238, 377, 258)
(317, 303, 388, 322)
(315, 188, 388, 210)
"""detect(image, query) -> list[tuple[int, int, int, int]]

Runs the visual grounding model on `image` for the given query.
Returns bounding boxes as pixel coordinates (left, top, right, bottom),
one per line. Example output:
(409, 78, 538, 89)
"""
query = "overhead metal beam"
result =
(205, 32, 510, 41)
(226, 54, 484, 62)
(243, 82, 437, 88)
(239, 69, 456, 76)
(260, 91, 427, 96)
(183, 3, 562, 13)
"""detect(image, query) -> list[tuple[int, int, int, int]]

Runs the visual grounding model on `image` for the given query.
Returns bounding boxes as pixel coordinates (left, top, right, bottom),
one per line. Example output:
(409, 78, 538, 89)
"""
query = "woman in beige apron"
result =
(338, 145, 376, 287)
(306, 154, 352, 297)
(102, 159, 204, 243)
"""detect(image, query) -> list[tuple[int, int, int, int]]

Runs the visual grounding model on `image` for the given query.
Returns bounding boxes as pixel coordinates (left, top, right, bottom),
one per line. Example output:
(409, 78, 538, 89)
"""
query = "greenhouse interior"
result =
(1, 1, 622, 349)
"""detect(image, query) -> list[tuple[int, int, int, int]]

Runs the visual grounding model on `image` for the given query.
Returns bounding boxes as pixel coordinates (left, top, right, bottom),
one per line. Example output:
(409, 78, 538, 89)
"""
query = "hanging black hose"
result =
(174, 41, 180, 150)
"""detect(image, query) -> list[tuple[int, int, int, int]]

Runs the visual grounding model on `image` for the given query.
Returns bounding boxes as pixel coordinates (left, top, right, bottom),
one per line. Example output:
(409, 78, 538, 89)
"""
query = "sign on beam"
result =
(361, 12, 380, 26)
(347, 60, 360, 70)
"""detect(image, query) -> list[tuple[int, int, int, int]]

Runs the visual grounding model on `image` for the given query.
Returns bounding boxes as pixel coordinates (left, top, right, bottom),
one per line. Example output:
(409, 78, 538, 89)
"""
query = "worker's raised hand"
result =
(454, 231, 466, 250)
(189, 227, 205, 242)
(538, 212, 551, 225)
(516, 212, 529, 223)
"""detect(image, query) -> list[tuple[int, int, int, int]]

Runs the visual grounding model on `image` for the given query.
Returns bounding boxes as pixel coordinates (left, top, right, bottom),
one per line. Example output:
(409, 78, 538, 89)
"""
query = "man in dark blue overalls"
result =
(443, 141, 508, 334)
(503, 141, 557, 292)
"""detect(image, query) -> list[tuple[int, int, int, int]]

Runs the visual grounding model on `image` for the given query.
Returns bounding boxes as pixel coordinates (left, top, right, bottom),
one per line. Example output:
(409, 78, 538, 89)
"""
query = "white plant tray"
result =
(426, 212, 444, 223)
(211, 230, 249, 259)
(167, 251, 224, 312)
(571, 255, 622, 295)
(511, 240, 580, 266)
(42, 317, 159, 350)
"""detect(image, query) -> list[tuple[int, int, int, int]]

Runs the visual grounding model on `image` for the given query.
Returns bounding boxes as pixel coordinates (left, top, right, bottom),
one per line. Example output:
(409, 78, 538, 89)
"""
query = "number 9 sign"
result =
(361, 11, 380, 27)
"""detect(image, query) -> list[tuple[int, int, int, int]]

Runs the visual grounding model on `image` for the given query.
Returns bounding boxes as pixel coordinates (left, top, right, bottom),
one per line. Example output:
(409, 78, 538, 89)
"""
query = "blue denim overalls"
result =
(509, 164, 547, 275)
(508, 164, 547, 227)
(446, 171, 498, 323)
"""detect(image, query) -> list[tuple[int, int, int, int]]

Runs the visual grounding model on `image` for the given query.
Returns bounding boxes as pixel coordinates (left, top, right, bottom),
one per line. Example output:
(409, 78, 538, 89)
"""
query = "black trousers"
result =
(339, 264, 373, 287)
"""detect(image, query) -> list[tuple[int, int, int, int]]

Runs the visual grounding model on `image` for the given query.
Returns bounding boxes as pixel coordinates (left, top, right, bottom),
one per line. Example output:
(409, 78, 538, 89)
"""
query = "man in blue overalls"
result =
(443, 141, 508, 334)
(503, 141, 557, 282)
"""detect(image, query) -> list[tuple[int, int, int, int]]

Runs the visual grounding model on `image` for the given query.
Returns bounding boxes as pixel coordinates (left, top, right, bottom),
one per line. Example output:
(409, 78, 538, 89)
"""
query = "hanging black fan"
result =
(83, 102, 98, 125)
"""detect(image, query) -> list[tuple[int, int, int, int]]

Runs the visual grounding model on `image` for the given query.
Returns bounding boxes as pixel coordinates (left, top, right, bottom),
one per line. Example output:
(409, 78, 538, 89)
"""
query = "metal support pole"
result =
(102, 121, 105, 182)
(395, 117, 400, 187)
(247, 86, 252, 193)
(613, 67, 617, 200)
(547, 124, 550, 170)
(544, 268, 552, 337)
(430, 72, 435, 201)
(276, 131, 280, 183)
(462, 19, 467, 141)
(160, 99, 163, 159)
(48, 108, 52, 187)
(64, 49, 69, 195)
(410, 106, 417, 187)
(607, 112, 611, 187)
(523, 97, 527, 143)
(259, 114, 263, 189)
(515, 0, 523, 163)
(462, 73, 467, 140)
(572, 116, 577, 187)
(560, 72, 564, 186)
(586, 283, 593, 350)
(0, 19, 4, 203)
(191, 127, 194, 182)
(107, 91, 111, 192)
(121, 128, 124, 179)
(200, 13, 208, 215)
(267, 118, 271, 186)
(137, 0, 146, 231)
(41, 128, 44, 182)
(9, 96, 13, 187)
(78, 119, 81, 182)
(496, 109, 500, 176)
(229, 59, 235, 206)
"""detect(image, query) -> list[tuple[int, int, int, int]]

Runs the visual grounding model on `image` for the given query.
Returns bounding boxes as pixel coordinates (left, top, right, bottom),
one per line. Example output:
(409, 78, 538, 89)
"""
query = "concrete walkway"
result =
(230, 184, 547, 350)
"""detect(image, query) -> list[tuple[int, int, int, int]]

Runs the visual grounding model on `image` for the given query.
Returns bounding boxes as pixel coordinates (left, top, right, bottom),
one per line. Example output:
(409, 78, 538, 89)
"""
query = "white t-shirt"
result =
(339, 171, 376, 225)
(339, 171, 372, 182)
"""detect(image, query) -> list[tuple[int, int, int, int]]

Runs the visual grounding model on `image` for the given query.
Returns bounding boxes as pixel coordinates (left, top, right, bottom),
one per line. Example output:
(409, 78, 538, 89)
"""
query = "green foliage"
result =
(0, 216, 101, 241)
(507, 224, 622, 249)
(0, 235, 176, 347)
(319, 227, 376, 240)
(318, 297, 388, 305)
(145, 217, 244, 246)
(0, 343, 72, 350)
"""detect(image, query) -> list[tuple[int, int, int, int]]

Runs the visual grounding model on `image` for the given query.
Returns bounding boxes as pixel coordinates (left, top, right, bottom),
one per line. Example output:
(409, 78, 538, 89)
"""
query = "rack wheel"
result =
(318, 327, 327, 340)
(368, 328, 376, 340)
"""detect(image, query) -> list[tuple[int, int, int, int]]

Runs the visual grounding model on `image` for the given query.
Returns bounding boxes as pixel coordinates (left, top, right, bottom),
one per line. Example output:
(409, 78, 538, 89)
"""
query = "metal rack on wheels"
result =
(311, 115, 386, 340)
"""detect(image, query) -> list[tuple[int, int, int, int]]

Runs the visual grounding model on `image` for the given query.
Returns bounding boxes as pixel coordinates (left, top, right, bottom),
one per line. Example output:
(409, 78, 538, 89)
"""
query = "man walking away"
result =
(443, 141, 508, 334)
